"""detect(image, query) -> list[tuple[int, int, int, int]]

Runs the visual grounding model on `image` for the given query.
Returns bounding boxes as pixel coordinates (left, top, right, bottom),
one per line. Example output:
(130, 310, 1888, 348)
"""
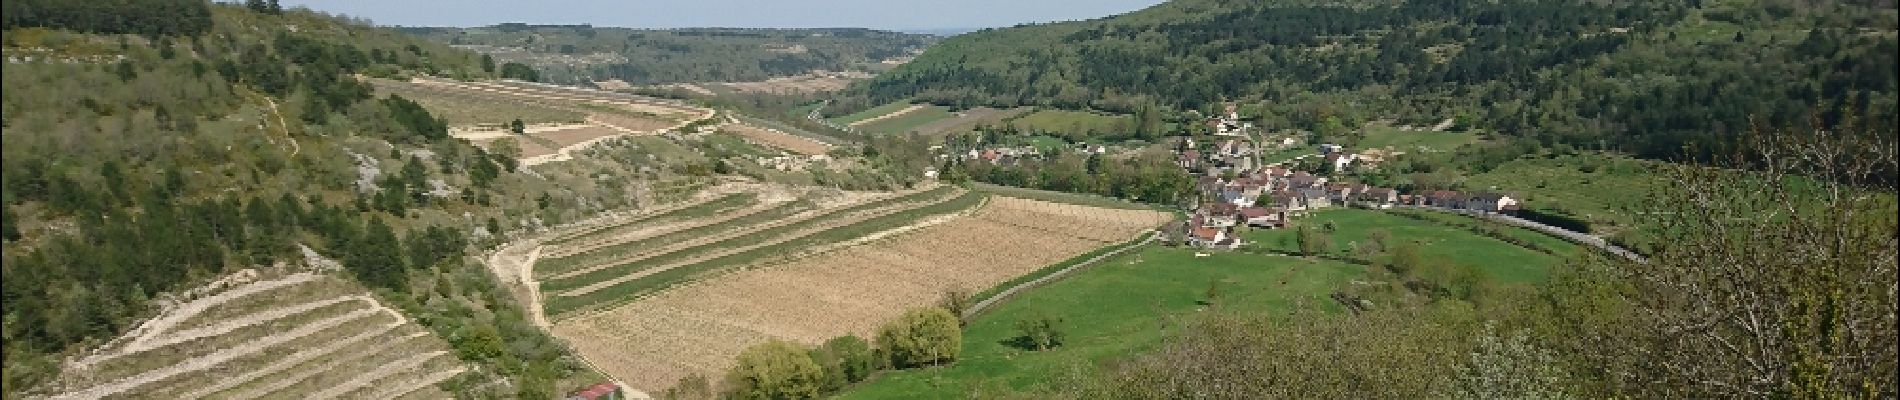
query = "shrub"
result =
(724, 340, 826, 400)
(1012, 312, 1066, 351)
(819, 335, 878, 383)
(937, 288, 974, 322)
(876, 307, 962, 368)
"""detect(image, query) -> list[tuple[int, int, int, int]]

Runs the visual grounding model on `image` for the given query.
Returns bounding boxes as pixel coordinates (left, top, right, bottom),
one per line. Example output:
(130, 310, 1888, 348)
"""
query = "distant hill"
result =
(399, 25, 938, 85)
(858, 0, 1897, 158)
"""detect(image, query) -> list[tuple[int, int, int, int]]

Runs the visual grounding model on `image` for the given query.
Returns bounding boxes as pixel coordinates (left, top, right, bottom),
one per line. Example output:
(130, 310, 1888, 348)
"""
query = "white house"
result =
(1188, 227, 1229, 247)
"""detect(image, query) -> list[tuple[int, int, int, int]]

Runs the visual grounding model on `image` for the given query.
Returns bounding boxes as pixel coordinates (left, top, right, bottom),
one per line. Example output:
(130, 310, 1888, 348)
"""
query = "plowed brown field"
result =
(552, 196, 1169, 393)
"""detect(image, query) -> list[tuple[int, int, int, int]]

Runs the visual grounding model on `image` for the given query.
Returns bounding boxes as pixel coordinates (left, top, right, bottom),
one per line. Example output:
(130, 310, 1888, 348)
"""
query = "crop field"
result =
(713, 71, 863, 94)
(719, 122, 833, 155)
(532, 125, 627, 149)
(541, 186, 978, 316)
(368, 77, 585, 125)
(903, 106, 1030, 136)
(549, 195, 1171, 393)
(44, 271, 464, 400)
(409, 77, 705, 120)
(968, 183, 1162, 211)
(387, 77, 722, 165)
(854, 105, 956, 135)
(831, 101, 919, 126)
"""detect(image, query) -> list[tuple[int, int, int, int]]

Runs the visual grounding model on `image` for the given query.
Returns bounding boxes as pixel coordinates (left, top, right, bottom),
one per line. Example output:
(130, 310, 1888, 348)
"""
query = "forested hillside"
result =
(859, 0, 1898, 157)
(400, 25, 935, 85)
(1, 2, 585, 397)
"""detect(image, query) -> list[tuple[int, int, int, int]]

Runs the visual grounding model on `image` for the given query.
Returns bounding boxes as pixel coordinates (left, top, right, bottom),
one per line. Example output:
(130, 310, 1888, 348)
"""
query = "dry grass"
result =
(534, 125, 625, 149)
(552, 196, 1170, 393)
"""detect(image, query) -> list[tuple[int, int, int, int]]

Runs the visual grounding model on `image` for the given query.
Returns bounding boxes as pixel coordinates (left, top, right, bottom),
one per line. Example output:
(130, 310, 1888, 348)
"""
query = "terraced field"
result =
(540, 185, 978, 317)
(549, 195, 1171, 393)
(45, 270, 464, 400)
(381, 77, 719, 165)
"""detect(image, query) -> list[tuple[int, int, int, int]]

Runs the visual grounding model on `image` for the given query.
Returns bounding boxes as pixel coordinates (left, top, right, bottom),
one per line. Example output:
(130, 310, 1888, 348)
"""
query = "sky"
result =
(278, 0, 1167, 31)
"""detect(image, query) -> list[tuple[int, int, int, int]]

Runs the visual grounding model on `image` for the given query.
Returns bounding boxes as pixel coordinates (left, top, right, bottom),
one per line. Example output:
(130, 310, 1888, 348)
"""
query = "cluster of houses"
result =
(1177, 165, 1521, 249)
(1167, 104, 1531, 250)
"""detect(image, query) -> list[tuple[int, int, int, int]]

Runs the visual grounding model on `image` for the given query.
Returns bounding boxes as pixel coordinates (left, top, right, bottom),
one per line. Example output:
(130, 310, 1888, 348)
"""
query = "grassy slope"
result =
(1007, 109, 1131, 135)
(1357, 125, 1480, 152)
(839, 247, 1364, 399)
(840, 204, 1583, 397)
(1462, 153, 1666, 236)
(855, 105, 956, 135)
(1242, 208, 1569, 284)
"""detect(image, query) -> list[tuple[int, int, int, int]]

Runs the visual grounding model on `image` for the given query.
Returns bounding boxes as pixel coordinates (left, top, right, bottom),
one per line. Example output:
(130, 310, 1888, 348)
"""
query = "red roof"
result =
(571, 383, 618, 400)
(1239, 207, 1274, 218)
(1190, 227, 1222, 240)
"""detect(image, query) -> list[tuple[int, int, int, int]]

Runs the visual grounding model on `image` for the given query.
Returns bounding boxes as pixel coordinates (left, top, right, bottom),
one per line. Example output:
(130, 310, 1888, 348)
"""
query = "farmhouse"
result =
(1355, 187, 1399, 209)
(1241, 207, 1288, 228)
(1187, 226, 1228, 247)
(1464, 192, 1520, 213)
(1424, 190, 1464, 208)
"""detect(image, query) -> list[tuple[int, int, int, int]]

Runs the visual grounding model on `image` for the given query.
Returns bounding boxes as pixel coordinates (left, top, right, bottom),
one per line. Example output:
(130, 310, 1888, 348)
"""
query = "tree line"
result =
(858, 0, 1897, 159)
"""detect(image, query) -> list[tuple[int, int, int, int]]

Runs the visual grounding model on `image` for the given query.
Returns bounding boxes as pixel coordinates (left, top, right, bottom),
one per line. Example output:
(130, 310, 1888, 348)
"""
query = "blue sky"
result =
(279, 0, 1167, 30)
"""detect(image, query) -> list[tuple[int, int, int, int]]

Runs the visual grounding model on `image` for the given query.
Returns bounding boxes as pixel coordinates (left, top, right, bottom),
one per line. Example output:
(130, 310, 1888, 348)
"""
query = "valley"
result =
(3, 0, 1892, 399)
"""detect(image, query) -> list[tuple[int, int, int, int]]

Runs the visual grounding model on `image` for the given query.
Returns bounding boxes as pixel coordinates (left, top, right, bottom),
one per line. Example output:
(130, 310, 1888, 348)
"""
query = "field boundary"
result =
(963, 231, 1158, 319)
(967, 183, 1166, 211)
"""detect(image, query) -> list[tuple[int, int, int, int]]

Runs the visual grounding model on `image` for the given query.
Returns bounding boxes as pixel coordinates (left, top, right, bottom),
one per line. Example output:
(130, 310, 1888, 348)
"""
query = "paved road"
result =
(1397, 205, 1647, 263)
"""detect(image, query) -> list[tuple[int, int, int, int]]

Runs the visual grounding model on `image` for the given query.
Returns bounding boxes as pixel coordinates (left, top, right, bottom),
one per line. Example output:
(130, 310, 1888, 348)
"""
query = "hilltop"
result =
(854, 0, 1897, 158)
(398, 25, 935, 88)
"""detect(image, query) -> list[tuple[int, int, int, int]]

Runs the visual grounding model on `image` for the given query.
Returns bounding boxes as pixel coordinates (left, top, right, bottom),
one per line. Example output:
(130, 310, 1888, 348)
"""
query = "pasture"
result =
(853, 105, 956, 135)
(839, 206, 1581, 398)
(838, 247, 1366, 399)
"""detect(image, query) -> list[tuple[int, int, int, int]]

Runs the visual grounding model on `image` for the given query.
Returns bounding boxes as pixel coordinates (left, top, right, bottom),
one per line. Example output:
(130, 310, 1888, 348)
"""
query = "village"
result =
(1170, 105, 1519, 249)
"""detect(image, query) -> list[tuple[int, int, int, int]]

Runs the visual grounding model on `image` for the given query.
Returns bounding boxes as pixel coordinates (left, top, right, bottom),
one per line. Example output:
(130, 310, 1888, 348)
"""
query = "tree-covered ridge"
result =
(860, 0, 1897, 158)
(400, 25, 936, 85)
(2, 0, 214, 37)
(1, 4, 580, 397)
